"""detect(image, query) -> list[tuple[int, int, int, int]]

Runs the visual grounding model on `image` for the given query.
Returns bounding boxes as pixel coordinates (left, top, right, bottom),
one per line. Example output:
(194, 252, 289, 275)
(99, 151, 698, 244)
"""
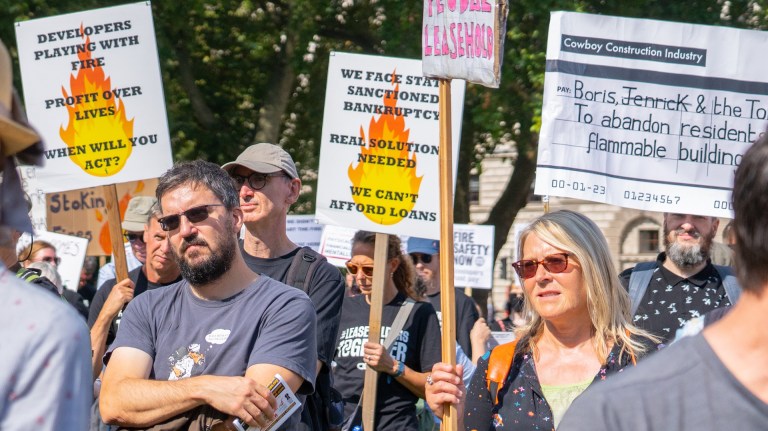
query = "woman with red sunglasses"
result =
(425, 210, 659, 430)
(333, 231, 442, 430)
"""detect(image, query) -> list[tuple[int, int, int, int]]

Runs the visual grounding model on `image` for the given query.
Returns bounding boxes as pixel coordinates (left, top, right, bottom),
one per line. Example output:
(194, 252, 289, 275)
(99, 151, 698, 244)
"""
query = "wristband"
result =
(393, 360, 405, 377)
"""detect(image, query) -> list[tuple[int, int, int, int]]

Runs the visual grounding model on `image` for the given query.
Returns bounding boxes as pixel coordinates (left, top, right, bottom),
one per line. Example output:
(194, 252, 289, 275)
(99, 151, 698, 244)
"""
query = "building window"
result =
(469, 174, 480, 205)
(499, 257, 508, 280)
(639, 229, 659, 253)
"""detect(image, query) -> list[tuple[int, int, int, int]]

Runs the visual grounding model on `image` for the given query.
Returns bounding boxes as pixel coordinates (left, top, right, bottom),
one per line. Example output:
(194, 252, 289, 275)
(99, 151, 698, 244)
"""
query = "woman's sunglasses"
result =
(40, 256, 62, 265)
(409, 253, 433, 265)
(345, 261, 374, 278)
(158, 204, 225, 231)
(511, 253, 570, 280)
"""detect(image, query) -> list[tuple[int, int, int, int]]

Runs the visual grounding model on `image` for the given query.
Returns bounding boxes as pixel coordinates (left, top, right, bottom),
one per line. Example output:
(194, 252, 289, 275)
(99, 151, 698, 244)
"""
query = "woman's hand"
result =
(425, 362, 465, 420)
(363, 342, 396, 374)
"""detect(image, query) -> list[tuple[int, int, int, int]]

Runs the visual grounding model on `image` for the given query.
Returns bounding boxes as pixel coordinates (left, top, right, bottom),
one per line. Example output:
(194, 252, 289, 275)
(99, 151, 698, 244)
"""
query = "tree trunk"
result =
(253, 36, 296, 145)
(483, 136, 538, 262)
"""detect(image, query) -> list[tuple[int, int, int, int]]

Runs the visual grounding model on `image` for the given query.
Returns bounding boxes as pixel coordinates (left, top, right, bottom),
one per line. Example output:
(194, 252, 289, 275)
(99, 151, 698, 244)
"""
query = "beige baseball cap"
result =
(122, 196, 157, 232)
(221, 143, 299, 179)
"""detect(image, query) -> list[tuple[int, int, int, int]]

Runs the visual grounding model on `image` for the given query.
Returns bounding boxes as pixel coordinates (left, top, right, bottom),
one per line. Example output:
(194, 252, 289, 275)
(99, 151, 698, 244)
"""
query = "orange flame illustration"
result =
(348, 72, 423, 225)
(96, 180, 146, 254)
(60, 25, 133, 177)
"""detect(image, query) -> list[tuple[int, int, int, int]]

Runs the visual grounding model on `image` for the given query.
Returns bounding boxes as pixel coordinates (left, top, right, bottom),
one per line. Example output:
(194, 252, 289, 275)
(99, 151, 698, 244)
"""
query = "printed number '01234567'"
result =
(623, 190, 680, 205)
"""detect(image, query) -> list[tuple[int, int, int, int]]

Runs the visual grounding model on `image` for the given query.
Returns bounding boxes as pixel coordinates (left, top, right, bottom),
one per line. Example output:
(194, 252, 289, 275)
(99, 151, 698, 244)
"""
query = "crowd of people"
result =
(3, 36, 768, 431)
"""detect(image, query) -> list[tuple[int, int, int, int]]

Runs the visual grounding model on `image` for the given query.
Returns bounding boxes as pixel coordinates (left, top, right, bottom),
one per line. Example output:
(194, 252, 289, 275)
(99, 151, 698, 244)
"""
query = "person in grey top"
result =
(0, 39, 91, 431)
(559, 132, 768, 430)
(99, 160, 317, 430)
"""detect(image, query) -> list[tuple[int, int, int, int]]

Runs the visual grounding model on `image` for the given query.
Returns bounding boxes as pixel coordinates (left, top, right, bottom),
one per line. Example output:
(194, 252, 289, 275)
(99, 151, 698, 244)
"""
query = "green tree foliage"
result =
(2, 0, 766, 256)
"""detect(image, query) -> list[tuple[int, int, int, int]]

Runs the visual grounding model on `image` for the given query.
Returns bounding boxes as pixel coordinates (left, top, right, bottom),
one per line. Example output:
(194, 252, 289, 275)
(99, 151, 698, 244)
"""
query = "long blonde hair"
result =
(515, 210, 658, 363)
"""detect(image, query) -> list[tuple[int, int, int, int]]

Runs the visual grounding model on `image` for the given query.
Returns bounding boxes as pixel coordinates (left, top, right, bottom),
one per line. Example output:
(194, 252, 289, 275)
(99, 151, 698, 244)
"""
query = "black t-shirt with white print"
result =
(334, 293, 441, 431)
(619, 253, 731, 345)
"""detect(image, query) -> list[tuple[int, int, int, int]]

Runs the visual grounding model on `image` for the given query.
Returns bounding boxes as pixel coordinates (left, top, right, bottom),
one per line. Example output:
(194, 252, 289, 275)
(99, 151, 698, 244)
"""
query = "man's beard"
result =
(173, 233, 236, 286)
(665, 228, 713, 268)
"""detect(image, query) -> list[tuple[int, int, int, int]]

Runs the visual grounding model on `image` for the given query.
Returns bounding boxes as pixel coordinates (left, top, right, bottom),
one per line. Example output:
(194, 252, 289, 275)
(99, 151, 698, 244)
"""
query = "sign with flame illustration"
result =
(46, 178, 157, 256)
(422, 0, 508, 88)
(14, 2, 172, 193)
(316, 52, 465, 240)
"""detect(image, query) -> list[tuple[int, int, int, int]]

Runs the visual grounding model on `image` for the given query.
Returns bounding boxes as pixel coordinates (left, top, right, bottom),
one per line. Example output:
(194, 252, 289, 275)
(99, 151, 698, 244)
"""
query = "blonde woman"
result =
(425, 210, 659, 430)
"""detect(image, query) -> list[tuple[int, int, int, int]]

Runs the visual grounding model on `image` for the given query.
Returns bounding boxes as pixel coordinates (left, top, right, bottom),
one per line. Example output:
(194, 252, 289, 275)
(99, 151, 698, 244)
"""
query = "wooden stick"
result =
(362, 232, 389, 431)
(103, 184, 128, 281)
(438, 78, 458, 431)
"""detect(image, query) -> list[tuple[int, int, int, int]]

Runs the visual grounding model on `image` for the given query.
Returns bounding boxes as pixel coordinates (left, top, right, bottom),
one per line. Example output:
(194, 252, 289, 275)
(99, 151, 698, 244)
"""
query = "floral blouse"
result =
(463, 339, 645, 431)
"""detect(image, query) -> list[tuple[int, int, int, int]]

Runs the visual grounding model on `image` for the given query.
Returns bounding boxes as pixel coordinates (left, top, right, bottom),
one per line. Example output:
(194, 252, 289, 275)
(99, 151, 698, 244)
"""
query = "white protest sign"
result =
(17, 166, 47, 232)
(422, 0, 508, 87)
(318, 224, 357, 267)
(15, 2, 172, 193)
(286, 215, 323, 252)
(536, 12, 768, 217)
(488, 331, 516, 349)
(17, 230, 89, 292)
(453, 224, 494, 289)
(315, 52, 465, 240)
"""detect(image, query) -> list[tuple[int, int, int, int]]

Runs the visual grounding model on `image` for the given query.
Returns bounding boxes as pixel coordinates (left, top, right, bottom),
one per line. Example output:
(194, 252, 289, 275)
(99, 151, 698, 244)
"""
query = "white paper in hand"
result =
(231, 373, 302, 431)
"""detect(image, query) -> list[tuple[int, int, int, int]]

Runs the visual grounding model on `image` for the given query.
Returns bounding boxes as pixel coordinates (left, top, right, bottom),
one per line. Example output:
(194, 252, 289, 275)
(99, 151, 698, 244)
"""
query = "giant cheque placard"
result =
(536, 12, 768, 217)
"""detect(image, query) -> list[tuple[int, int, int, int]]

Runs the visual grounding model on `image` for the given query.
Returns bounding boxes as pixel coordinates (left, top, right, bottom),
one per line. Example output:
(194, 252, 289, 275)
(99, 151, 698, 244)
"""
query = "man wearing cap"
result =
(88, 199, 182, 381)
(407, 237, 479, 358)
(95, 196, 150, 289)
(222, 143, 345, 431)
(0, 39, 91, 430)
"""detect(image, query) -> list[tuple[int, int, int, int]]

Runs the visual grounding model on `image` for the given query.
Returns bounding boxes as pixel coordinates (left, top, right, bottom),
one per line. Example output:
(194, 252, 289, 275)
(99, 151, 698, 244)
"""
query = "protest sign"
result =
(316, 52, 465, 239)
(536, 12, 768, 218)
(46, 178, 157, 255)
(317, 224, 357, 267)
(286, 215, 323, 252)
(422, 0, 508, 87)
(453, 224, 494, 289)
(15, 2, 172, 193)
(17, 230, 88, 292)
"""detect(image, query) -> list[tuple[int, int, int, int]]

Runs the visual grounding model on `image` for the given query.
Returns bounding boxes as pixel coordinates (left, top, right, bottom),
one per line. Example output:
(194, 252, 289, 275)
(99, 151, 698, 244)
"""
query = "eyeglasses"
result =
(511, 253, 570, 280)
(158, 204, 225, 231)
(124, 232, 144, 243)
(409, 253, 434, 265)
(345, 261, 374, 278)
(231, 172, 289, 190)
(40, 256, 61, 266)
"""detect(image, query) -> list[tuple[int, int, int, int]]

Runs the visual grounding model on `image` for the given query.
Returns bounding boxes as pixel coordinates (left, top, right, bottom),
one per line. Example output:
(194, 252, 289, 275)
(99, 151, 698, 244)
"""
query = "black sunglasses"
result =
(124, 232, 144, 243)
(231, 172, 289, 190)
(345, 261, 374, 278)
(40, 256, 62, 265)
(158, 204, 225, 231)
(409, 253, 434, 265)
(511, 253, 570, 280)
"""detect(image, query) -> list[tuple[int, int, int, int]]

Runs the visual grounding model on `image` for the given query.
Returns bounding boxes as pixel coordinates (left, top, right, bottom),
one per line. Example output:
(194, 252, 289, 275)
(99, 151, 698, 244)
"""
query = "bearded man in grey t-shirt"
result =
(560, 132, 768, 430)
(100, 160, 317, 430)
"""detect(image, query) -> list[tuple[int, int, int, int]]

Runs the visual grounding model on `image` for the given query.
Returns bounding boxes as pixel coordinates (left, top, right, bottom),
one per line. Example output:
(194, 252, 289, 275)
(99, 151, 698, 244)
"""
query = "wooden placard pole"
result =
(438, 78, 459, 431)
(103, 184, 129, 281)
(362, 232, 390, 431)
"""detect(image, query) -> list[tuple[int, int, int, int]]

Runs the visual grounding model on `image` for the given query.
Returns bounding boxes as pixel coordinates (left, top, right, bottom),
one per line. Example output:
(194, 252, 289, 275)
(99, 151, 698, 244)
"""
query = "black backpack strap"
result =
(285, 247, 322, 294)
(713, 265, 742, 305)
(628, 261, 658, 315)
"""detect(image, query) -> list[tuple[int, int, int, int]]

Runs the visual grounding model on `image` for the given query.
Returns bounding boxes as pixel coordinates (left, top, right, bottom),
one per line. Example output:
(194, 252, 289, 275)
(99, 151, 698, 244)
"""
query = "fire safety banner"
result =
(315, 52, 465, 240)
(15, 2, 172, 193)
(537, 12, 768, 218)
